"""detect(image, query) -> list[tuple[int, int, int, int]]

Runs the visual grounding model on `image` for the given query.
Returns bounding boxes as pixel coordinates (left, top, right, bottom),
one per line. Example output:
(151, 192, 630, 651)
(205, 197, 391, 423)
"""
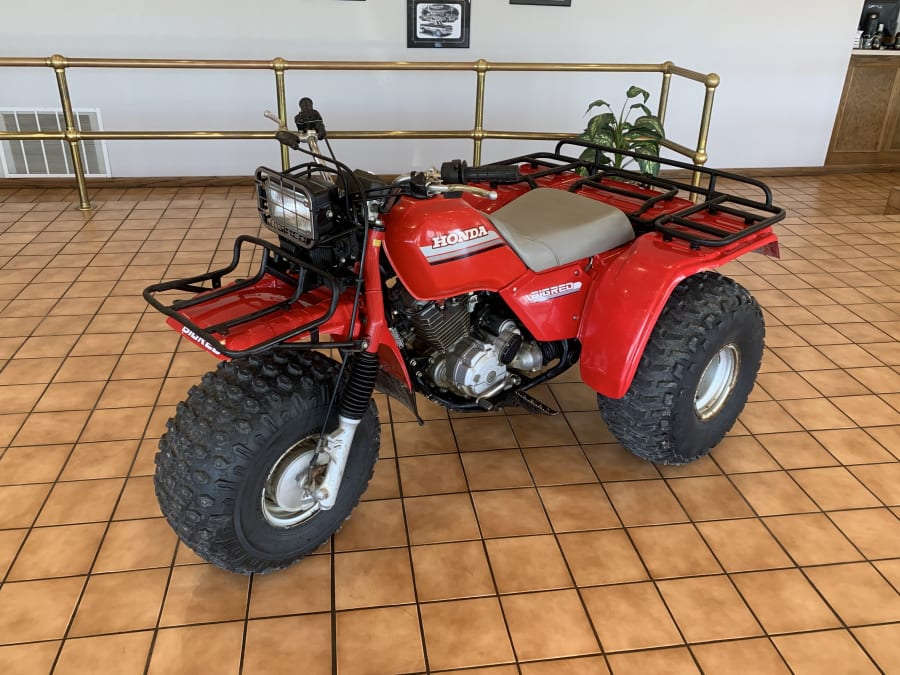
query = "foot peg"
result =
(513, 391, 559, 416)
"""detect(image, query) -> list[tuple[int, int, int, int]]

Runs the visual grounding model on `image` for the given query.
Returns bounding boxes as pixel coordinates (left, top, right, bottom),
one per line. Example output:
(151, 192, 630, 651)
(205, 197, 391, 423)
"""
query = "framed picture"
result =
(511, 0, 571, 5)
(407, 1, 471, 48)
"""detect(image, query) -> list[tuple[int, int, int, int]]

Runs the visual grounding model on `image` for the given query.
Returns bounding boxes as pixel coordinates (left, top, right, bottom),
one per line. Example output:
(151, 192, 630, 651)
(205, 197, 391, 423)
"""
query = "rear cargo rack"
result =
(489, 140, 785, 249)
(143, 235, 359, 358)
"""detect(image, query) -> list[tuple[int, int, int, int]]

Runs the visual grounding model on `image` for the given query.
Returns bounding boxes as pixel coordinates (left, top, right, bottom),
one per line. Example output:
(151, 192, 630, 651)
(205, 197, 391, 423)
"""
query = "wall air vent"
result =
(0, 109, 110, 178)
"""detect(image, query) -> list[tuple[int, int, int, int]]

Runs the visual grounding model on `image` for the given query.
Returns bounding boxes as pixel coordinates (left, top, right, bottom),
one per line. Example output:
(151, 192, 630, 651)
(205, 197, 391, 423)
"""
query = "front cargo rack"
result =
(488, 140, 785, 249)
(143, 235, 359, 359)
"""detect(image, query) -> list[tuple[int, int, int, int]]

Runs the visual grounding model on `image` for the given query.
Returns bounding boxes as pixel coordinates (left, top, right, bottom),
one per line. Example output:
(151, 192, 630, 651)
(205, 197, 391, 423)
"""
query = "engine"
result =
(392, 288, 546, 401)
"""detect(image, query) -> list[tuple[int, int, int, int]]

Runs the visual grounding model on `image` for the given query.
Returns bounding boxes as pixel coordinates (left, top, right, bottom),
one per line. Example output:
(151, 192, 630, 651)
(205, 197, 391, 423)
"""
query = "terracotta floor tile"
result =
(248, 554, 330, 617)
(518, 656, 608, 675)
(558, 529, 647, 586)
(710, 435, 781, 473)
(7, 522, 105, 580)
(421, 597, 515, 670)
(12, 409, 90, 446)
(666, 475, 754, 520)
(394, 420, 457, 456)
(336, 605, 425, 675)
(538, 484, 620, 532)
(411, 540, 495, 601)
(581, 582, 681, 652)
(55, 631, 153, 675)
(765, 513, 863, 565)
(363, 458, 400, 500)
(404, 493, 481, 545)
(604, 480, 688, 526)
(508, 414, 578, 448)
(0, 576, 84, 643)
(757, 431, 838, 469)
(800, 368, 871, 397)
(0, 444, 72, 484)
(148, 621, 244, 675)
(850, 463, 900, 504)
(656, 455, 721, 479)
(334, 548, 415, 610)
(93, 517, 178, 572)
(657, 575, 763, 643)
(848, 366, 900, 393)
(832, 394, 900, 426)
(790, 467, 882, 510)
(243, 615, 331, 675)
(565, 411, 618, 445)
(35, 477, 124, 527)
(486, 535, 572, 593)
(732, 568, 840, 634)
(583, 443, 661, 481)
(0, 383, 45, 414)
(69, 332, 130, 356)
(522, 446, 597, 485)
(501, 589, 599, 661)
(159, 564, 248, 626)
(59, 439, 139, 481)
(549, 382, 599, 411)
(33, 381, 105, 413)
(773, 630, 880, 675)
(70, 568, 168, 636)
(758, 371, 821, 399)
(399, 453, 467, 496)
(606, 647, 699, 675)
(472, 488, 551, 538)
(629, 524, 721, 579)
(691, 638, 790, 675)
(79, 406, 153, 443)
(738, 401, 803, 434)
(830, 508, 900, 559)
(812, 428, 895, 464)
(805, 562, 900, 625)
(852, 624, 900, 674)
(730, 471, 818, 516)
(780, 398, 857, 430)
(0, 641, 60, 675)
(0, 528, 26, 578)
(332, 498, 407, 551)
(113, 476, 160, 520)
(0, 483, 51, 528)
(461, 449, 533, 490)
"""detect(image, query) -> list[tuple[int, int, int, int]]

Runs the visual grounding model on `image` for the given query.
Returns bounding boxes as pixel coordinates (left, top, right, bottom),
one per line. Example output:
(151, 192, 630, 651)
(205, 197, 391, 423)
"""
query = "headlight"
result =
(267, 181, 314, 239)
(255, 167, 335, 249)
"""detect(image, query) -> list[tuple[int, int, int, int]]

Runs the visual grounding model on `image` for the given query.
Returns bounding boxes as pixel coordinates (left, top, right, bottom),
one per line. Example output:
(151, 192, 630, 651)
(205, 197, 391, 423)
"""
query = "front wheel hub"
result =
(261, 436, 325, 528)
(694, 343, 740, 420)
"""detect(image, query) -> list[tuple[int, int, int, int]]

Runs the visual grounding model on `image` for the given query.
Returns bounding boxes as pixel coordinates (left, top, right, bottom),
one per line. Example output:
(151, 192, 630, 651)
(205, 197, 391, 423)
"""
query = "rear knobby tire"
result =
(597, 272, 764, 465)
(154, 350, 380, 574)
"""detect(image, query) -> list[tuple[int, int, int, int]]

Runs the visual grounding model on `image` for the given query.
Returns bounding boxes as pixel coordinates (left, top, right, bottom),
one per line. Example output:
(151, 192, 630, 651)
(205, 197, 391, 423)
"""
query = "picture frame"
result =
(407, 1, 471, 49)
(510, 0, 571, 5)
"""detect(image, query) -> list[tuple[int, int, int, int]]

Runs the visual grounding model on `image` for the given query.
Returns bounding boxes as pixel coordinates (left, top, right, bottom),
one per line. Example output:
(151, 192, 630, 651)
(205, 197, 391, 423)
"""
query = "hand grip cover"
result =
(441, 159, 520, 184)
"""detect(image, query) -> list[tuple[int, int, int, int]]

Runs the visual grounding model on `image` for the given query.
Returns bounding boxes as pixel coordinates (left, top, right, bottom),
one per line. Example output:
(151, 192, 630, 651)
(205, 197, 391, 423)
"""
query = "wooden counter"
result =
(826, 51, 900, 166)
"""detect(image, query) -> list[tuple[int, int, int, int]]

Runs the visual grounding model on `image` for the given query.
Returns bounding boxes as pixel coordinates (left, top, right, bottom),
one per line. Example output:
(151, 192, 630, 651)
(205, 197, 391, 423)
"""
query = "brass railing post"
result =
(49, 54, 91, 210)
(658, 61, 673, 126)
(473, 59, 488, 166)
(691, 72, 720, 198)
(273, 57, 290, 171)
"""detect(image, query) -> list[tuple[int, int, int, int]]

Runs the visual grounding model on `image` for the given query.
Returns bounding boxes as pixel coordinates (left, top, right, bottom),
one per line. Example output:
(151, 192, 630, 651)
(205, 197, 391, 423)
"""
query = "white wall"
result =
(0, 0, 863, 176)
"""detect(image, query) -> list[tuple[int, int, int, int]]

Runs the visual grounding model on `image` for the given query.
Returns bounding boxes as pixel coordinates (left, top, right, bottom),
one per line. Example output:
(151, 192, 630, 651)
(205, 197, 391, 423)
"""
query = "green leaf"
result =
(584, 99, 611, 115)
(577, 147, 611, 175)
(625, 85, 650, 104)
(584, 112, 616, 137)
(630, 115, 666, 138)
(629, 103, 653, 117)
(637, 158, 661, 176)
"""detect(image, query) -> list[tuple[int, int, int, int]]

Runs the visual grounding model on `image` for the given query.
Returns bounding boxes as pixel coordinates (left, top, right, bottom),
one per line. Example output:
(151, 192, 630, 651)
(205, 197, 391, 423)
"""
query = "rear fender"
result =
(578, 230, 777, 399)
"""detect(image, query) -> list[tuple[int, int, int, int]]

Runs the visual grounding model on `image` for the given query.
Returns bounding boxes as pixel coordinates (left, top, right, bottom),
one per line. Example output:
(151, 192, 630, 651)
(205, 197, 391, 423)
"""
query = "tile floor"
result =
(0, 174, 898, 674)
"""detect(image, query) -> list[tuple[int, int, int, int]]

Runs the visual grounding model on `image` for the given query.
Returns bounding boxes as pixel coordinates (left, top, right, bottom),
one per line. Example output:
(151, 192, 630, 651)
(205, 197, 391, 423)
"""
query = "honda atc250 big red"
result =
(144, 98, 784, 574)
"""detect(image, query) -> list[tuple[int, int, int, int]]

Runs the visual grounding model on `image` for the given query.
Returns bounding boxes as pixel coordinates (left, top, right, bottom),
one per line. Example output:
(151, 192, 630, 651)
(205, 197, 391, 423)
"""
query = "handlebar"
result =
(441, 159, 520, 185)
(428, 184, 498, 201)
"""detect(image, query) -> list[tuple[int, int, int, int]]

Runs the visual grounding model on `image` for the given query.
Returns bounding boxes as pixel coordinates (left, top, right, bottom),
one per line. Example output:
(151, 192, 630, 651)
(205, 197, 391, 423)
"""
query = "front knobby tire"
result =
(597, 272, 764, 465)
(154, 350, 380, 574)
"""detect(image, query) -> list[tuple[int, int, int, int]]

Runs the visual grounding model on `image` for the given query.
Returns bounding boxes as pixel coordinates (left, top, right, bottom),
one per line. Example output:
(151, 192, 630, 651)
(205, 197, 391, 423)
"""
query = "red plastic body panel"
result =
(576, 228, 778, 399)
(500, 262, 589, 342)
(382, 196, 526, 300)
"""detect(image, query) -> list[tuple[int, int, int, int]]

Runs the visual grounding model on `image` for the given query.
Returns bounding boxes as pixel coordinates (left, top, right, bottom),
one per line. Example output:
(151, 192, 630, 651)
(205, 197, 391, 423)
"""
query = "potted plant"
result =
(576, 85, 665, 175)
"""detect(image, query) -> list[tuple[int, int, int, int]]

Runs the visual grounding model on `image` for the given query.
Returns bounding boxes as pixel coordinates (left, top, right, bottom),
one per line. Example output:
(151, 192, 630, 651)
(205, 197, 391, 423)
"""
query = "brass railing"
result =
(0, 55, 719, 210)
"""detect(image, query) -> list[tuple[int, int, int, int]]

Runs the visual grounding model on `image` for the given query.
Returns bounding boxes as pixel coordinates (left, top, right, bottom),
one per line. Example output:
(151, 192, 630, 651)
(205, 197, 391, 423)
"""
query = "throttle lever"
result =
(275, 130, 301, 150)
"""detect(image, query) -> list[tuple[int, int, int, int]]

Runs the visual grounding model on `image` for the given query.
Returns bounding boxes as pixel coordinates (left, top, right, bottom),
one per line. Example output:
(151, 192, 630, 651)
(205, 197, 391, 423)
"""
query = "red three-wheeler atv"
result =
(145, 98, 784, 574)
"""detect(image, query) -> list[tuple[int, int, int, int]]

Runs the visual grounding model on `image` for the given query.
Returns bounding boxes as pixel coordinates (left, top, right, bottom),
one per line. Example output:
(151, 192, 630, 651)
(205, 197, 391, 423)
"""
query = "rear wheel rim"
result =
(261, 435, 324, 528)
(694, 344, 740, 420)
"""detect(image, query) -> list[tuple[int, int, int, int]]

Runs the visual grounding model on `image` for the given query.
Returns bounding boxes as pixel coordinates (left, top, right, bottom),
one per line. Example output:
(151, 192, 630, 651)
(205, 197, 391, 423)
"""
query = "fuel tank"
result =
(382, 195, 527, 300)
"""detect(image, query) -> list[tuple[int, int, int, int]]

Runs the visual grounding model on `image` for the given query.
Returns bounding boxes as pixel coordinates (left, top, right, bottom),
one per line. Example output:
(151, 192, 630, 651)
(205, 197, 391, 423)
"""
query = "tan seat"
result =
(487, 188, 634, 272)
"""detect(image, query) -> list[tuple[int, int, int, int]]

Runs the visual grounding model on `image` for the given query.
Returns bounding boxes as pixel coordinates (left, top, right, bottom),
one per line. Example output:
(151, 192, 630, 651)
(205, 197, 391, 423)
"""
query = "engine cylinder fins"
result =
(403, 294, 470, 351)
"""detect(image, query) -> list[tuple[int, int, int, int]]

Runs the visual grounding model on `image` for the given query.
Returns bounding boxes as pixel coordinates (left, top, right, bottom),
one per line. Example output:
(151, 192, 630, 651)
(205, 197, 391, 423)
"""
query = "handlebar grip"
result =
(440, 159, 520, 184)
(275, 130, 301, 149)
(294, 97, 327, 140)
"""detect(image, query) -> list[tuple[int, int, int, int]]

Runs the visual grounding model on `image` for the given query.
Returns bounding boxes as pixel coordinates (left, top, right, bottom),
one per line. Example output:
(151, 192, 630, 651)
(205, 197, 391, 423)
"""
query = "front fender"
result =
(578, 230, 777, 399)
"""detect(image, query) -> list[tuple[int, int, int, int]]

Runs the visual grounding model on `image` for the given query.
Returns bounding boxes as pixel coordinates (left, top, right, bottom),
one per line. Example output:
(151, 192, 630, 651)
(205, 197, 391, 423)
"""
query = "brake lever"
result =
(427, 183, 498, 201)
(263, 110, 285, 130)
